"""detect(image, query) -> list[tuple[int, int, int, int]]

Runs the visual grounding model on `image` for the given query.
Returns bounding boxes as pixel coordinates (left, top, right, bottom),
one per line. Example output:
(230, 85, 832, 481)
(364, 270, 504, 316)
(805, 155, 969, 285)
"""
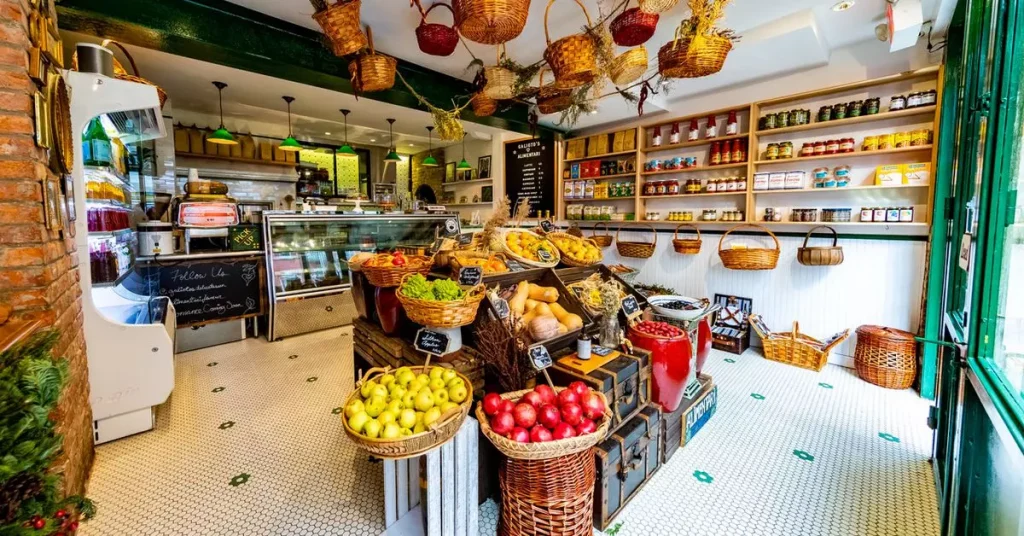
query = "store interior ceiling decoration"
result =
(279, 95, 304, 151)
(337, 108, 357, 157)
(208, 81, 238, 145)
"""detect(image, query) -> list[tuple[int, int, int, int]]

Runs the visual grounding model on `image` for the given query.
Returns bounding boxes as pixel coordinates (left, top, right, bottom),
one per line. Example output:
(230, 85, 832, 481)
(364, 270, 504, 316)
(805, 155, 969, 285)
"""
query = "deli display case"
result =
(263, 212, 461, 340)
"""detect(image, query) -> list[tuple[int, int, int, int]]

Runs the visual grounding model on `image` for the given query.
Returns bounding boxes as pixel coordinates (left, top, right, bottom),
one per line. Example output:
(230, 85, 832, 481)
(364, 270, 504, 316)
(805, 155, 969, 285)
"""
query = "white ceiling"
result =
(224, 0, 941, 128)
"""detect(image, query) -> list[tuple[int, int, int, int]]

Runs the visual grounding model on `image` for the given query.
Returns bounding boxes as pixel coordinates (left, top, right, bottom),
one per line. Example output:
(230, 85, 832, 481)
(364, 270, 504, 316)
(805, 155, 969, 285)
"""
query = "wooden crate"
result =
(661, 373, 716, 464)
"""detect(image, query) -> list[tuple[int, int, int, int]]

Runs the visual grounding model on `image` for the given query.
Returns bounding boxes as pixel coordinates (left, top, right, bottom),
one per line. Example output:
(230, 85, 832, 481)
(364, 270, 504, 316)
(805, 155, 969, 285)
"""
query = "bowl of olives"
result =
(647, 295, 710, 321)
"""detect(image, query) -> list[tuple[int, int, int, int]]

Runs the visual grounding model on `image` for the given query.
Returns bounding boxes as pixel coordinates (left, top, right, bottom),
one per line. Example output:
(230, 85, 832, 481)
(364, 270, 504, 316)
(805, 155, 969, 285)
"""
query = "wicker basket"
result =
(536, 68, 572, 115)
(396, 274, 486, 328)
(547, 231, 603, 267)
(672, 224, 702, 255)
(499, 449, 595, 536)
(453, 0, 531, 45)
(502, 230, 561, 268)
(718, 224, 780, 270)
(616, 224, 657, 259)
(797, 226, 844, 266)
(484, 45, 517, 100)
(472, 92, 498, 117)
(610, 7, 659, 47)
(543, 0, 598, 89)
(609, 46, 649, 86)
(343, 365, 473, 459)
(658, 34, 733, 79)
(361, 254, 434, 287)
(348, 28, 397, 93)
(313, 0, 368, 57)
(74, 40, 168, 108)
(449, 251, 509, 274)
(854, 325, 917, 389)
(476, 388, 611, 460)
(566, 223, 584, 238)
(638, 0, 678, 13)
(590, 222, 613, 247)
(416, 2, 460, 56)
(751, 315, 850, 372)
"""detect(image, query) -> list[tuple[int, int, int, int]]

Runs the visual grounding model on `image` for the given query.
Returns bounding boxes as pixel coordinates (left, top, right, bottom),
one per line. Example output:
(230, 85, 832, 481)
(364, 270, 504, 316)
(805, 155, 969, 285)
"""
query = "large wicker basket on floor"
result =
(396, 273, 486, 328)
(750, 315, 850, 372)
(854, 325, 917, 389)
(718, 224, 780, 270)
(499, 449, 596, 536)
(343, 366, 473, 459)
(361, 254, 434, 287)
(477, 388, 610, 460)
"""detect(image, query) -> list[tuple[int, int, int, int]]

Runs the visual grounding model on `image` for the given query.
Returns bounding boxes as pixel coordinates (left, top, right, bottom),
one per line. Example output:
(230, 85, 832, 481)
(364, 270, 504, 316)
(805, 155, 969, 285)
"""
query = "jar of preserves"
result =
(728, 177, 740, 191)
(922, 89, 937, 106)
(655, 181, 667, 195)
(763, 208, 775, 222)
(834, 102, 848, 120)
(732, 139, 746, 163)
(799, 143, 814, 157)
(825, 139, 840, 154)
(866, 98, 881, 115)
(667, 179, 680, 195)
(776, 112, 789, 128)
(779, 141, 794, 159)
(900, 206, 915, 222)
(839, 138, 855, 153)
(860, 207, 874, 222)
(886, 207, 901, 223)
(738, 175, 748, 190)
(788, 110, 800, 126)
(766, 143, 779, 160)
(878, 133, 894, 150)
(818, 105, 833, 122)
(706, 179, 718, 193)
(889, 95, 906, 111)
(873, 207, 888, 222)
(812, 140, 826, 156)
(643, 181, 655, 196)
(907, 92, 923, 108)
(763, 114, 776, 130)
(849, 101, 863, 117)
(862, 135, 879, 151)
(710, 141, 722, 165)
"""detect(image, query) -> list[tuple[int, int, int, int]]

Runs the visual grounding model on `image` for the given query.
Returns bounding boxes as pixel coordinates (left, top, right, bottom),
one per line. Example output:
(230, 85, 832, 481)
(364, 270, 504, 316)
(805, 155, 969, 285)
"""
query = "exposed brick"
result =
(0, 113, 33, 135)
(0, 19, 29, 48)
(0, 134, 35, 156)
(0, 159, 37, 179)
(0, 179, 39, 200)
(0, 201, 41, 223)
(0, 222, 43, 243)
(0, 4, 26, 29)
(0, 69, 29, 91)
(0, 265, 48, 287)
(0, 243, 41, 266)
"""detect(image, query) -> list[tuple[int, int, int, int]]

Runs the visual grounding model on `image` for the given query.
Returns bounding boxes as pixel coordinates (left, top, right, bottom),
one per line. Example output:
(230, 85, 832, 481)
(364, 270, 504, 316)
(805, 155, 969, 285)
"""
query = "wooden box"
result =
(594, 406, 662, 531)
(549, 347, 651, 436)
(662, 373, 717, 464)
(711, 294, 752, 355)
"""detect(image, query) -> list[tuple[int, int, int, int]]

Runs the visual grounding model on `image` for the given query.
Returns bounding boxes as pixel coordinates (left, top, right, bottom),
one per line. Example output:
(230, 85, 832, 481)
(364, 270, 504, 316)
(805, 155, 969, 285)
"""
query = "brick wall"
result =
(411, 149, 445, 202)
(0, 0, 92, 495)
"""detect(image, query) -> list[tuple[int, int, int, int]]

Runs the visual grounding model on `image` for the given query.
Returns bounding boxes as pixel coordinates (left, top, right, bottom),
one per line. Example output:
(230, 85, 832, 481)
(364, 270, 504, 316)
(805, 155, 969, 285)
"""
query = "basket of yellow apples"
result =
(343, 365, 473, 459)
(546, 232, 603, 267)
(502, 229, 560, 268)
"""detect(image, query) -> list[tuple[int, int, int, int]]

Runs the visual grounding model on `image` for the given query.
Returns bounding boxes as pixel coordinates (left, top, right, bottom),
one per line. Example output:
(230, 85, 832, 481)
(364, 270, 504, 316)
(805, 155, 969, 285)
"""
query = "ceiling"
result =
(224, 0, 942, 128)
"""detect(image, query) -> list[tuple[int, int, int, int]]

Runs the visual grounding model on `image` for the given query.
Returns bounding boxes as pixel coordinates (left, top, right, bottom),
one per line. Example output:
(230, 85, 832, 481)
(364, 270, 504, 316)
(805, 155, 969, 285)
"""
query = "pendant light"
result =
(337, 109, 356, 157)
(207, 82, 237, 145)
(279, 96, 303, 152)
(384, 118, 401, 163)
(456, 132, 472, 170)
(422, 126, 438, 167)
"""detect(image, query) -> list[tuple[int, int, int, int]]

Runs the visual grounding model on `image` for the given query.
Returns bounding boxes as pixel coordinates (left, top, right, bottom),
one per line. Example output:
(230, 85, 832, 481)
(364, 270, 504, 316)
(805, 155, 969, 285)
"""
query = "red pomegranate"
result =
(491, 412, 514, 436)
(580, 391, 606, 421)
(568, 381, 590, 399)
(482, 393, 502, 416)
(513, 403, 537, 428)
(537, 404, 561, 429)
(508, 427, 530, 443)
(534, 384, 556, 405)
(560, 403, 583, 426)
(552, 422, 577, 440)
(530, 425, 553, 443)
(521, 391, 544, 408)
(576, 418, 597, 436)
(557, 389, 580, 407)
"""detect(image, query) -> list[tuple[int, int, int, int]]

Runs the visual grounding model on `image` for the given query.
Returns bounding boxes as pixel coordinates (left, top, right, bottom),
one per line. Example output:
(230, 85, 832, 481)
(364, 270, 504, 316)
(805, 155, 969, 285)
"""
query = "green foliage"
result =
(605, 522, 624, 535)
(0, 330, 94, 535)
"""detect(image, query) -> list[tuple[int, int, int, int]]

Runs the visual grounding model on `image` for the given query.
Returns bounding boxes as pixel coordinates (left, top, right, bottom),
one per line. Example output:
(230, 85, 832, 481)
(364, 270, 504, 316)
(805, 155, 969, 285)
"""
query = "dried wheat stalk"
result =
(475, 316, 532, 391)
(480, 195, 510, 253)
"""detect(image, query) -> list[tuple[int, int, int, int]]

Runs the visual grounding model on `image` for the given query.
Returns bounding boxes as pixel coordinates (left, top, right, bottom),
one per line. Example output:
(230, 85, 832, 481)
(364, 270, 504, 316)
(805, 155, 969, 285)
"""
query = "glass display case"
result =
(263, 212, 460, 340)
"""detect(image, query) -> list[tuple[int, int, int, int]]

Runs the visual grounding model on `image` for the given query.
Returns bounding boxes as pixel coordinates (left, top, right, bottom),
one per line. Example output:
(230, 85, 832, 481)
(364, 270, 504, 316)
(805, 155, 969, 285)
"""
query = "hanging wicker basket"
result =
(590, 222, 613, 247)
(609, 45, 649, 86)
(536, 68, 573, 115)
(718, 224, 780, 270)
(73, 40, 168, 108)
(483, 44, 516, 100)
(672, 223, 701, 255)
(658, 34, 733, 79)
(610, 7, 659, 47)
(543, 0, 598, 89)
(416, 2, 460, 56)
(638, 0, 678, 13)
(348, 28, 397, 93)
(616, 224, 657, 259)
(797, 226, 844, 266)
(313, 0, 368, 57)
(471, 92, 498, 117)
(453, 0, 532, 45)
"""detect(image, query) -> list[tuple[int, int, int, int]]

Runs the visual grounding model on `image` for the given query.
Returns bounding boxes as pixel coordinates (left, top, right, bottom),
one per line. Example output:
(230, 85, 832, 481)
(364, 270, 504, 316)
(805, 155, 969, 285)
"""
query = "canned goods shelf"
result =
(755, 106, 937, 137)
(752, 145, 933, 165)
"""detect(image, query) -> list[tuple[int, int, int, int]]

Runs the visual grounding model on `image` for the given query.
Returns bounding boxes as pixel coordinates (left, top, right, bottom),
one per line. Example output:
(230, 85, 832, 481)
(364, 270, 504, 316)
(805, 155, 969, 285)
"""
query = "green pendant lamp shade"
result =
(207, 82, 237, 145)
(279, 96, 303, 152)
(456, 132, 472, 170)
(384, 118, 401, 162)
(337, 109, 357, 157)
(422, 126, 438, 167)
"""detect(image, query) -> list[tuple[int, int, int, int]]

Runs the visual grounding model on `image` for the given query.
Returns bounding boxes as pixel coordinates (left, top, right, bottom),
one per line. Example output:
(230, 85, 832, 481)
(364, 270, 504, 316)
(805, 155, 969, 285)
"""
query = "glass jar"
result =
(788, 110, 800, 126)
(839, 138, 855, 153)
(731, 139, 745, 163)
(900, 206, 915, 222)
(889, 95, 906, 111)
(766, 143, 779, 160)
(873, 207, 888, 222)
(818, 105, 833, 122)
(727, 177, 738, 191)
(834, 165, 851, 186)
(825, 140, 840, 154)
(710, 142, 722, 165)
(834, 102, 848, 120)
(667, 179, 680, 195)
(907, 92, 923, 108)
(598, 312, 620, 348)
(800, 143, 815, 157)
(655, 181, 667, 195)
(886, 207, 901, 223)
(776, 112, 789, 128)
(764, 208, 775, 222)
(814, 141, 826, 156)
(643, 182, 654, 196)
(861, 207, 874, 222)
(849, 101, 863, 117)
(738, 176, 748, 190)
(764, 114, 776, 130)
(922, 89, 937, 106)
(707, 179, 718, 193)
(779, 141, 794, 159)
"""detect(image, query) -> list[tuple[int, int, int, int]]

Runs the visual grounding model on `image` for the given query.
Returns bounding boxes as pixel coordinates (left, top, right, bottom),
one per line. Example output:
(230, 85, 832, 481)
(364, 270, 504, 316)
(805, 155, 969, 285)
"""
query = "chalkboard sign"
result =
(458, 266, 483, 286)
(528, 343, 553, 371)
(415, 328, 451, 356)
(540, 220, 554, 233)
(621, 295, 641, 321)
(537, 249, 554, 263)
(505, 138, 555, 218)
(491, 297, 511, 319)
(142, 257, 265, 327)
(457, 232, 475, 246)
(505, 259, 525, 272)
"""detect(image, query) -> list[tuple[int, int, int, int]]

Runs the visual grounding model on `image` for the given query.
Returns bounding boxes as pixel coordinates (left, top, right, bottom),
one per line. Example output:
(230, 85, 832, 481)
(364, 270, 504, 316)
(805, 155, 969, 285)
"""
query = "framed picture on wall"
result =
(43, 178, 62, 230)
(481, 186, 493, 202)
(63, 174, 76, 223)
(445, 162, 456, 183)
(460, 169, 474, 182)
(478, 155, 491, 179)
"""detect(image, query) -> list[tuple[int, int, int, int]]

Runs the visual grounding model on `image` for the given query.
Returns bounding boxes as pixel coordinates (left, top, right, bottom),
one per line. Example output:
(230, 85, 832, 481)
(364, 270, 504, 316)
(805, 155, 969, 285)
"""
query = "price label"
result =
(592, 346, 614, 357)
(537, 249, 553, 263)
(457, 232, 475, 246)
(429, 237, 446, 254)
(491, 297, 511, 319)
(528, 344, 553, 371)
(621, 295, 641, 322)
(458, 266, 483, 286)
(414, 328, 451, 356)
(540, 220, 554, 233)
(505, 259, 525, 272)
(427, 205, 448, 213)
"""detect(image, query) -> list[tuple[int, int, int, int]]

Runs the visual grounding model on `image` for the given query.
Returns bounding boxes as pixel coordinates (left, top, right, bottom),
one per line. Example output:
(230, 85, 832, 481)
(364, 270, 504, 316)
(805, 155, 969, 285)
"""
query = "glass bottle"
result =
(669, 122, 681, 144)
(598, 313, 620, 348)
(725, 110, 738, 136)
(652, 126, 663, 147)
(705, 115, 718, 139)
(688, 119, 700, 142)
(83, 117, 112, 167)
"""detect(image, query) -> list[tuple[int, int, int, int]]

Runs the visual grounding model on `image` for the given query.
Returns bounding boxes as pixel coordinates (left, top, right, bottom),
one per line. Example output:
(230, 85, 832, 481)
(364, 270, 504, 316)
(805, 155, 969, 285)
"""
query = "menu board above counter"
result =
(505, 138, 555, 218)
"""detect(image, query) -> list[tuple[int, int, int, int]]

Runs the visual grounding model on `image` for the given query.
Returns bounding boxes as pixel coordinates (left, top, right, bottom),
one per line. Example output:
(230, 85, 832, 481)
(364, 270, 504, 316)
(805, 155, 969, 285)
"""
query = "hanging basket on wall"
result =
(797, 226, 844, 266)
(416, 2, 460, 56)
(609, 45, 649, 86)
(348, 27, 397, 93)
(543, 0, 598, 89)
(483, 45, 516, 100)
(471, 92, 498, 117)
(610, 7, 659, 47)
(312, 0, 368, 57)
(718, 224, 780, 270)
(535, 68, 572, 115)
(453, 0, 532, 45)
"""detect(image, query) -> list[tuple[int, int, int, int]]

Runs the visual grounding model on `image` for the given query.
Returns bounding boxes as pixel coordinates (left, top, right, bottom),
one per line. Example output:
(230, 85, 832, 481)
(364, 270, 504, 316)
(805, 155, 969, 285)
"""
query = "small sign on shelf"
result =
(491, 297, 511, 319)
(458, 266, 483, 286)
(621, 295, 642, 324)
(415, 328, 451, 357)
(457, 232, 475, 246)
(537, 249, 553, 263)
(540, 220, 554, 233)
(528, 344, 553, 371)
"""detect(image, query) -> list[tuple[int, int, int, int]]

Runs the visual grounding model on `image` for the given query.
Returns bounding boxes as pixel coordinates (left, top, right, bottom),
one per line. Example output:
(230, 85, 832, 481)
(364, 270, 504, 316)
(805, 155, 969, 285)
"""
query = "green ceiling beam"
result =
(57, 0, 551, 137)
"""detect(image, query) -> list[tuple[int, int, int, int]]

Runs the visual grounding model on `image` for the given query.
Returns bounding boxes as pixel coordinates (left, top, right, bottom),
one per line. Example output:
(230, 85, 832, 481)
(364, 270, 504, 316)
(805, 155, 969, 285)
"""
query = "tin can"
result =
(877, 133, 894, 150)
(911, 129, 930, 147)
(894, 131, 910, 148)
(862, 135, 878, 151)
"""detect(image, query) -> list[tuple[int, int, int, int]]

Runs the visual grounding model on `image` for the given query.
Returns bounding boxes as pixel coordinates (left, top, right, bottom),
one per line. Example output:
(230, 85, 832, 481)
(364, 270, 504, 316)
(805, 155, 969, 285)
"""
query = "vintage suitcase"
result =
(594, 406, 662, 531)
(662, 373, 717, 463)
(549, 346, 652, 434)
(712, 293, 752, 355)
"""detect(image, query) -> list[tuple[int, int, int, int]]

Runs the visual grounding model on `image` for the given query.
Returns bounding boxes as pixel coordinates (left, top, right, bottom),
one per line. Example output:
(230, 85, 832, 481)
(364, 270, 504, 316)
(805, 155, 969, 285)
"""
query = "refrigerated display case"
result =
(263, 212, 460, 340)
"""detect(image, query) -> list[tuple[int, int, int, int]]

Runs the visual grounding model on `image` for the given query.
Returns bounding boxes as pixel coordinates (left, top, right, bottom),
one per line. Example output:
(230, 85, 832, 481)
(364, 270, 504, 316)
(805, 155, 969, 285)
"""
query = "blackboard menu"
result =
(505, 138, 555, 217)
(142, 257, 266, 327)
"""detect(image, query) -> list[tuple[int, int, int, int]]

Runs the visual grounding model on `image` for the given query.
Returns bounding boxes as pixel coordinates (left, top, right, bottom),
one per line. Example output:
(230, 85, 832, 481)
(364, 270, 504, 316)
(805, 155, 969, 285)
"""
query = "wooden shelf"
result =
(642, 191, 748, 199)
(442, 178, 493, 187)
(764, 221, 929, 228)
(756, 66, 939, 107)
(565, 197, 635, 204)
(445, 202, 493, 207)
(642, 162, 749, 176)
(564, 149, 637, 163)
(643, 104, 752, 130)
(642, 133, 749, 154)
(752, 145, 934, 165)
(175, 152, 298, 167)
(566, 172, 637, 181)
(753, 184, 929, 195)
(755, 106, 937, 137)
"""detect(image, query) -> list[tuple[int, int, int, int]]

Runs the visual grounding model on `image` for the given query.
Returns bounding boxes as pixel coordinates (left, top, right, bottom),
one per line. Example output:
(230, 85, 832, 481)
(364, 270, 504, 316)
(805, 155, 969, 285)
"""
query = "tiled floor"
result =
(82, 328, 939, 536)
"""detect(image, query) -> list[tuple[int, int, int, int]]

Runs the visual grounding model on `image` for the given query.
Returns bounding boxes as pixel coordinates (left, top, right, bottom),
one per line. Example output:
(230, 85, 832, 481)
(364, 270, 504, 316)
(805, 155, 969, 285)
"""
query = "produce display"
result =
(504, 230, 559, 265)
(632, 320, 685, 339)
(400, 274, 465, 301)
(364, 251, 411, 268)
(345, 366, 470, 440)
(479, 382, 607, 444)
(501, 281, 584, 342)
(548, 234, 602, 266)
(454, 254, 508, 274)
(567, 273, 628, 316)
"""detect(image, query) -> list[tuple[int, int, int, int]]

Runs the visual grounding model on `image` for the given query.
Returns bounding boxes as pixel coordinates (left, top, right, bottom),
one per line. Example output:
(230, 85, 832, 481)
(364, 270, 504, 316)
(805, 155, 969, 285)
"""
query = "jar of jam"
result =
(825, 139, 840, 154)
(710, 141, 722, 165)
(834, 102, 848, 120)
(818, 105, 833, 122)
(907, 92, 923, 108)
(862, 135, 878, 151)
(779, 141, 794, 159)
(766, 143, 779, 160)
(860, 207, 874, 222)
(800, 143, 815, 157)
(848, 101, 863, 117)
(738, 176, 748, 191)
(788, 110, 801, 126)
(839, 138, 855, 153)
(706, 179, 718, 193)
(866, 98, 881, 115)
(890, 95, 906, 111)
(656, 181, 667, 195)
(727, 177, 739, 191)
(922, 89, 937, 106)
(764, 114, 776, 130)
(813, 140, 826, 156)
(667, 179, 680, 195)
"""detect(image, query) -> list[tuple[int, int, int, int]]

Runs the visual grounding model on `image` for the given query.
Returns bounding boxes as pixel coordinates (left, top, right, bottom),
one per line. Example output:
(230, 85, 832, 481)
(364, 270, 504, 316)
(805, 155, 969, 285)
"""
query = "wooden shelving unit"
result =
(752, 145, 933, 165)
(175, 152, 298, 167)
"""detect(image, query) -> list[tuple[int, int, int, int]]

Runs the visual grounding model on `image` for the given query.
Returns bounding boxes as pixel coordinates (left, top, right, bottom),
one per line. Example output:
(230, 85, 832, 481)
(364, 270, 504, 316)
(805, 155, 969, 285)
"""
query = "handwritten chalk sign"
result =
(537, 249, 553, 263)
(458, 266, 482, 286)
(457, 232, 475, 246)
(491, 297, 511, 319)
(139, 257, 264, 328)
(621, 295, 641, 323)
(540, 220, 554, 233)
(505, 259, 525, 272)
(415, 328, 451, 356)
(528, 344, 553, 371)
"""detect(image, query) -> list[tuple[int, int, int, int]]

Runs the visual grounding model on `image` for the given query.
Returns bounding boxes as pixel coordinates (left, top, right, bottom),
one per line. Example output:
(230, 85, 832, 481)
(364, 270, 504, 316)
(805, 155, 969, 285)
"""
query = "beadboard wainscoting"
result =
(597, 228, 927, 367)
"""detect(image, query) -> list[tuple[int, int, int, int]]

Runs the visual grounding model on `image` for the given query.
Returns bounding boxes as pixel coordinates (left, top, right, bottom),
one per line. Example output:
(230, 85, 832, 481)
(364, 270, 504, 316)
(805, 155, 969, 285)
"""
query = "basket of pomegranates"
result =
(476, 382, 611, 460)
(361, 251, 434, 288)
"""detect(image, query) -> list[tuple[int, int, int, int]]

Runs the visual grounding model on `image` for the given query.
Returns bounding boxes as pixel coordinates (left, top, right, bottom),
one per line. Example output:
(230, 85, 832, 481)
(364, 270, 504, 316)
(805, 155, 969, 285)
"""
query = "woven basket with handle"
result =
(361, 253, 434, 287)
(536, 68, 572, 115)
(854, 325, 917, 389)
(396, 273, 487, 328)
(501, 229, 561, 268)
(471, 92, 498, 117)
(590, 222, 613, 247)
(750, 315, 850, 372)
(73, 40, 168, 108)
(610, 6, 659, 46)
(543, 0, 598, 89)
(638, 0, 678, 13)
(477, 388, 611, 460)
(616, 224, 657, 259)
(348, 28, 397, 92)
(499, 449, 596, 536)
(797, 226, 844, 266)
(547, 231, 603, 267)
(658, 34, 733, 79)
(610, 45, 649, 86)
(343, 364, 473, 459)
(453, 0, 531, 45)
(415, 2, 460, 56)
(484, 45, 517, 100)
(718, 224, 780, 270)
(672, 223, 702, 255)
(312, 0, 368, 57)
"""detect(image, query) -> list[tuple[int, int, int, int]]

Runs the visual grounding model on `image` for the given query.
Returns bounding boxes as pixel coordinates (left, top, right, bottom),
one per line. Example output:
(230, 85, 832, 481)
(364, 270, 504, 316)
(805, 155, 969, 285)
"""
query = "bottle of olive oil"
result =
(82, 117, 112, 167)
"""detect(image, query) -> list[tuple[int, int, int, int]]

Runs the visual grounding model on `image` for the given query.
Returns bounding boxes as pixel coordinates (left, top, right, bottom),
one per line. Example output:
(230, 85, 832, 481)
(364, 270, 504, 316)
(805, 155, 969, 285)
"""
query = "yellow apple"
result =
(441, 369, 458, 383)
(440, 401, 459, 414)
(364, 395, 387, 418)
(414, 389, 435, 412)
(379, 373, 396, 388)
(399, 409, 417, 429)
(382, 423, 401, 439)
(448, 383, 468, 404)
(360, 380, 378, 399)
(378, 410, 397, 426)
(387, 400, 403, 414)
(348, 412, 370, 433)
(422, 407, 442, 427)
(344, 399, 365, 419)
(428, 367, 445, 381)
(429, 377, 447, 392)
(433, 388, 449, 405)
(363, 419, 382, 438)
